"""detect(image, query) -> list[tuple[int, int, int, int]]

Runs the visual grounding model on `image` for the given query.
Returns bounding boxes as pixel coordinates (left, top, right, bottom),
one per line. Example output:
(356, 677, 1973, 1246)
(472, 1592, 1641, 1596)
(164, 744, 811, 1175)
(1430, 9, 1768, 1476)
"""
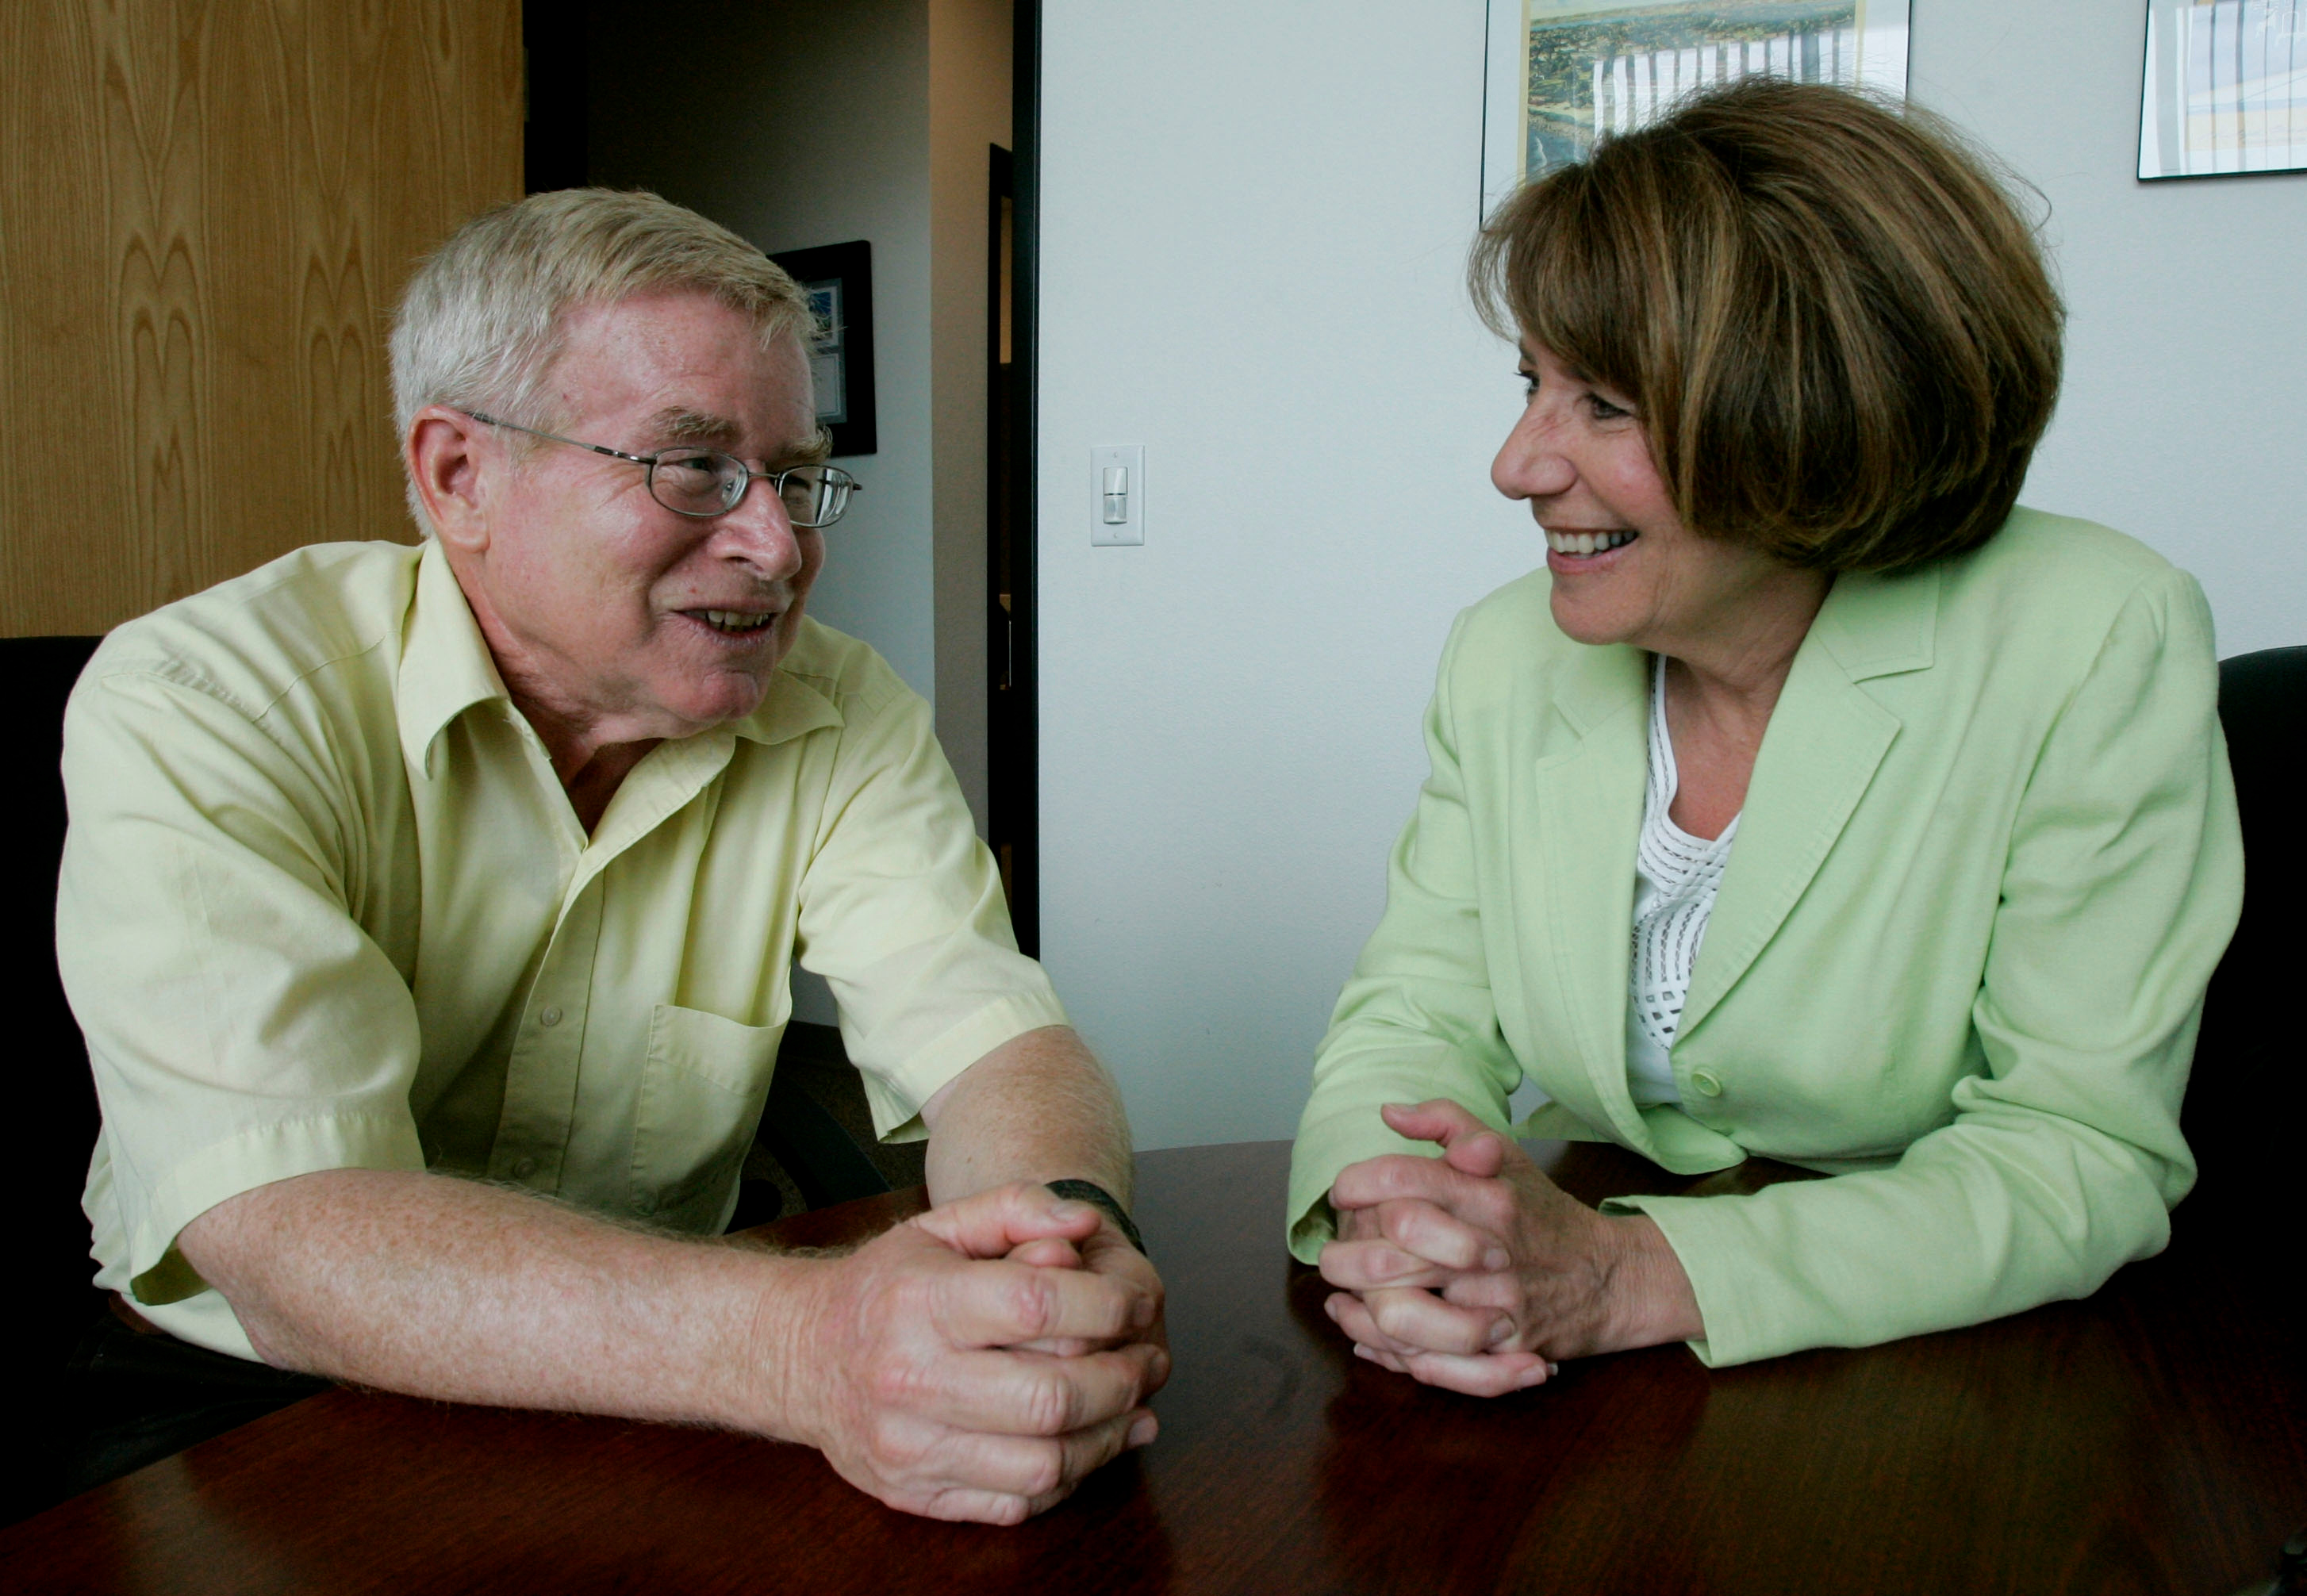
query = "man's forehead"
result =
(551, 297, 817, 454)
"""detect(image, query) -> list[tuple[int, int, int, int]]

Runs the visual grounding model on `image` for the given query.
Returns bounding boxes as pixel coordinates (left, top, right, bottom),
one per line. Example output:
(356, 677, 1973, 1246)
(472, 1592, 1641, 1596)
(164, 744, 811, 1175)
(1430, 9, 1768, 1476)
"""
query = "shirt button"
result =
(512, 1157, 539, 1179)
(1691, 1068, 1725, 1098)
(539, 1007, 563, 1028)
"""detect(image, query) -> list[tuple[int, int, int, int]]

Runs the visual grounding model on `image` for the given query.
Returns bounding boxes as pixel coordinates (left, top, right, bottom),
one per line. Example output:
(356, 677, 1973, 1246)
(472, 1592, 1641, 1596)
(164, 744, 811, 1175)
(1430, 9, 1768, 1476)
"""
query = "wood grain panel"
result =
(0, 0, 522, 637)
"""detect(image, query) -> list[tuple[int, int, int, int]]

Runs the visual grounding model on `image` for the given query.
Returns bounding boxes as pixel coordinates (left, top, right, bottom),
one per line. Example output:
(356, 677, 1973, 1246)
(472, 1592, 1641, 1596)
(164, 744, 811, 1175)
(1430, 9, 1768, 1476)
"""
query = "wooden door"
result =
(0, 1, 523, 636)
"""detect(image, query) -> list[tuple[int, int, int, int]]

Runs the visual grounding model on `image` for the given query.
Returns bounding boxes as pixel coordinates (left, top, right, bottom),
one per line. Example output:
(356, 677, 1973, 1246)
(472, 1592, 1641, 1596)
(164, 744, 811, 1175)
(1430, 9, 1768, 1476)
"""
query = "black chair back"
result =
(2, 637, 106, 1381)
(2188, 645, 2305, 1221)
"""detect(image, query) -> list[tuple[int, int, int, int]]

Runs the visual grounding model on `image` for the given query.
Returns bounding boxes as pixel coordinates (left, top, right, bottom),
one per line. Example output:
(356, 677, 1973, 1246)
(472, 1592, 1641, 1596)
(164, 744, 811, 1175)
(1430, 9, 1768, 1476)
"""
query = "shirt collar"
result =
(396, 541, 846, 773)
(397, 539, 513, 774)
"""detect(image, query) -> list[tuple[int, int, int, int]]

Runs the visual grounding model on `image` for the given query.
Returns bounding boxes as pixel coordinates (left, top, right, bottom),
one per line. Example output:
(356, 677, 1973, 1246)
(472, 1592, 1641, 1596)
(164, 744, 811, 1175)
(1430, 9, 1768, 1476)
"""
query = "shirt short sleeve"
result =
(789, 662, 1068, 1139)
(60, 663, 427, 1316)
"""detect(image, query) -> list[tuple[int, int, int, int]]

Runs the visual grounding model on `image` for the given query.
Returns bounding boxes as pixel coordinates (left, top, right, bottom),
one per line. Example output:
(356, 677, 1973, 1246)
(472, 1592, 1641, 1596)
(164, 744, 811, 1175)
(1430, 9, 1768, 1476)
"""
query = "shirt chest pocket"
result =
(630, 1002, 784, 1233)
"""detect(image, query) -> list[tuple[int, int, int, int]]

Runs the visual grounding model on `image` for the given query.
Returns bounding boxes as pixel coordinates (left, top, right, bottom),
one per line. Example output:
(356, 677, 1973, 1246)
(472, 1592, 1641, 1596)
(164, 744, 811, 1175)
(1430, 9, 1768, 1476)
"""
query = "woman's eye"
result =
(1515, 368, 1539, 397)
(1585, 393, 1631, 420)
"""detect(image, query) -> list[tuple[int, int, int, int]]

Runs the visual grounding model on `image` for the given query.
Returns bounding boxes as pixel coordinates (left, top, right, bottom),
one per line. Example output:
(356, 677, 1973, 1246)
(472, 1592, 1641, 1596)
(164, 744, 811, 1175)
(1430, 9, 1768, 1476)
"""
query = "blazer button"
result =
(1691, 1068, 1725, 1098)
(539, 1006, 564, 1028)
(512, 1157, 539, 1179)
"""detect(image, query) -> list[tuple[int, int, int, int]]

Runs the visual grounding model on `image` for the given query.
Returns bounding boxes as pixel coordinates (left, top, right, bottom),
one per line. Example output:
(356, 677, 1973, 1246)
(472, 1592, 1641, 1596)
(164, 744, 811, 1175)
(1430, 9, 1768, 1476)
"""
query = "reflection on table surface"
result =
(2, 1139, 2300, 1595)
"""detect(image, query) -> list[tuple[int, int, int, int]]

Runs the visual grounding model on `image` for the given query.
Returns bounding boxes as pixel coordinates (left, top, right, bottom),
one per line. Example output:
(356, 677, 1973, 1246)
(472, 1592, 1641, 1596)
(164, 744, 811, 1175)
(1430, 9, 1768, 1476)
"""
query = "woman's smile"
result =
(1543, 527, 1640, 563)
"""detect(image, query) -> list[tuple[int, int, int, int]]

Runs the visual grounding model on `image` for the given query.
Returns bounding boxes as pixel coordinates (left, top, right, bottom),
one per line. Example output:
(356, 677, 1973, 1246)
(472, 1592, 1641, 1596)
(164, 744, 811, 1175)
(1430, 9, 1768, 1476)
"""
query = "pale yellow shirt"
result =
(59, 539, 1065, 1358)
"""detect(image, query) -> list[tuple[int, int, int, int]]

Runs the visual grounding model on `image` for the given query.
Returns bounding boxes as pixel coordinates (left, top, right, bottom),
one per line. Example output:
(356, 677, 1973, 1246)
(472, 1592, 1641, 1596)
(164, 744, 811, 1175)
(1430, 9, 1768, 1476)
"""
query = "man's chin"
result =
(676, 671, 776, 731)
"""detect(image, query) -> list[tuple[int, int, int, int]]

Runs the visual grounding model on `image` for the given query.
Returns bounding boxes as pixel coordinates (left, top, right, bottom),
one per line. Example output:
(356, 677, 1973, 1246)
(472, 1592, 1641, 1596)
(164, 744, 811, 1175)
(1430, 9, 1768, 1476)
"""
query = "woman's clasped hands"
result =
(1318, 1100, 1703, 1396)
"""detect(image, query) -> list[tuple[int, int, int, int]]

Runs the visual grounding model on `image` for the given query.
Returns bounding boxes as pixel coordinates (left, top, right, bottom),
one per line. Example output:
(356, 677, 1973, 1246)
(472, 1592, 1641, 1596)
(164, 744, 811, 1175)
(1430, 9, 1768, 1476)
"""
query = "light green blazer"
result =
(1288, 509, 2243, 1366)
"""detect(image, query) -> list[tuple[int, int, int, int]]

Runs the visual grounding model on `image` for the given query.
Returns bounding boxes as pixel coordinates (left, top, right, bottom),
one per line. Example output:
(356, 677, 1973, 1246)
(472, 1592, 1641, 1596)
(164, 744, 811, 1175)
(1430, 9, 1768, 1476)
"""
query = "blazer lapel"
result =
(1522, 644, 1650, 1143)
(1677, 566, 1938, 1041)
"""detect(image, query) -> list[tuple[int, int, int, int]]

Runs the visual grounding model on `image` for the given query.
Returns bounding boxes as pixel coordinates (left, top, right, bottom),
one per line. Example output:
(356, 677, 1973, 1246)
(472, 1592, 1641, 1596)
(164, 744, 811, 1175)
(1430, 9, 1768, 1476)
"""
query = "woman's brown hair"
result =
(1472, 79, 2064, 572)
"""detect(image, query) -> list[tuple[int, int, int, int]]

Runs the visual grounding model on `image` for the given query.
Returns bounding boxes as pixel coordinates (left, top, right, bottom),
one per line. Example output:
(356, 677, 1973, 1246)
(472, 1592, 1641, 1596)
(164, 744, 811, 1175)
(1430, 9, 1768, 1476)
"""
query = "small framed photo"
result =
(2138, 0, 2305, 180)
(770, 240, 877, 458)
(1484, 0, 1914, 216)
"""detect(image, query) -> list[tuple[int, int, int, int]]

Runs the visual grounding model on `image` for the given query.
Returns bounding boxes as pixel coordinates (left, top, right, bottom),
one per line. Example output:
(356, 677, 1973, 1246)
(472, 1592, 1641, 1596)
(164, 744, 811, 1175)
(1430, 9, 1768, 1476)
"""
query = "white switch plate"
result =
(1092, 445, 1144, 546)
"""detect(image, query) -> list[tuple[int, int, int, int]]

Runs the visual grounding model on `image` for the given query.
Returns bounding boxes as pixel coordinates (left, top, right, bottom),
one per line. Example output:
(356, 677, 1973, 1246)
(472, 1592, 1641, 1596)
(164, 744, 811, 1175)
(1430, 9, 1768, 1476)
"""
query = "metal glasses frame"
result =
(461, 409, 862, 527)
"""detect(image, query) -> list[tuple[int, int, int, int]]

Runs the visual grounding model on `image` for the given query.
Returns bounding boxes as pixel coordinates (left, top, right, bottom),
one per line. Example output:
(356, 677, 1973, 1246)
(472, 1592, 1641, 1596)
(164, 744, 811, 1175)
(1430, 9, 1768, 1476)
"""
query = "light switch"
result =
(1092, 445, 1144, 545)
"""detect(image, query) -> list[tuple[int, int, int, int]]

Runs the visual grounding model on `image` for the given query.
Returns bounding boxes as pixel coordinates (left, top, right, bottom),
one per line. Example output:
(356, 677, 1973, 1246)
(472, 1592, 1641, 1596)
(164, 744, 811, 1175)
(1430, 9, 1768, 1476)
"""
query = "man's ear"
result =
(406, 409, 492, 552)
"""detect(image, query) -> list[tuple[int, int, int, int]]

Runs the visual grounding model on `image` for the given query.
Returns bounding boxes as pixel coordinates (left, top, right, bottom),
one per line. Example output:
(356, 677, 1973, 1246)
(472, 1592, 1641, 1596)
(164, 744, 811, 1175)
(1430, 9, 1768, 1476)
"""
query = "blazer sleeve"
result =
(1286, 613, 1526, 1261)
(1611, 568, 2244, 1365)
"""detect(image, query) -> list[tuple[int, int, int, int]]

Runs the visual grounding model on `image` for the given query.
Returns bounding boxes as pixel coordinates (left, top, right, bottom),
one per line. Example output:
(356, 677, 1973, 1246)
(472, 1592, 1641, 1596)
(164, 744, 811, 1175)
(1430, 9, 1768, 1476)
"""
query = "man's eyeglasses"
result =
(462, 411, 862, 528)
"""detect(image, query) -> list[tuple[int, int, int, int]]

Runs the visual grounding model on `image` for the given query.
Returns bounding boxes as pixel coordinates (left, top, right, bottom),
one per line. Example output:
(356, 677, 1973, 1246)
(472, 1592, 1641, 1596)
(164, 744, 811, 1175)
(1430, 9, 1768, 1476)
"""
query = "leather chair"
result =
(4, 635, 106, 1524)
(2186, 645, 2304, 1223)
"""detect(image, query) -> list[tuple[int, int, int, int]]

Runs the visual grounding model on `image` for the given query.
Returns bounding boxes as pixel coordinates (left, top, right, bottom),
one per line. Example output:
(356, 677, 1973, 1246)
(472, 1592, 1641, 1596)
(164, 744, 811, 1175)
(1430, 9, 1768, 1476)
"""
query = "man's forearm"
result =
(178, 1168, 804, 1431)
(921, 1026, 1134, 1208)
(181, 1166, 1164, 1524)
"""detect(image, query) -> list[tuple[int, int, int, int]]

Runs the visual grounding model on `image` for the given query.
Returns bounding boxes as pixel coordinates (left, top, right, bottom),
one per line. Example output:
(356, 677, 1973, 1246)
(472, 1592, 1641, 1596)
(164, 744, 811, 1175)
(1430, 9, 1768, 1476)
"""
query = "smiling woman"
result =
(1289, 79, 2243, 1387)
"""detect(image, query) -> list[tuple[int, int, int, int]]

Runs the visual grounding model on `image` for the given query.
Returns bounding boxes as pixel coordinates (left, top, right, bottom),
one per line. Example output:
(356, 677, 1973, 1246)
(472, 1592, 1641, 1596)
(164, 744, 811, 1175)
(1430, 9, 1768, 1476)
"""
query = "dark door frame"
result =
(993, 0, 1042, 954)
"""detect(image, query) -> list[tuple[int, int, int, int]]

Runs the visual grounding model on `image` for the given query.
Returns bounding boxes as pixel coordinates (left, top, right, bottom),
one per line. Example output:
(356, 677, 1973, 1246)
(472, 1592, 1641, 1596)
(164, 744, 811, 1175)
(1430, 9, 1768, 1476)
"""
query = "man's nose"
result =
(713, 478, 805, 575)
(1491, 412, 1578, 503)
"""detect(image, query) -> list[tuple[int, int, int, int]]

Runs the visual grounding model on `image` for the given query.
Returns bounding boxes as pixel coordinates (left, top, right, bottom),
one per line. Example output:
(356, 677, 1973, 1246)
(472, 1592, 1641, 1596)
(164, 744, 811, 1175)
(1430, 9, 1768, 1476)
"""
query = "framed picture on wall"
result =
(769, 240, 877, 458)
(2138, 0, 2305, 179)
(1482, 0, 1914, 215)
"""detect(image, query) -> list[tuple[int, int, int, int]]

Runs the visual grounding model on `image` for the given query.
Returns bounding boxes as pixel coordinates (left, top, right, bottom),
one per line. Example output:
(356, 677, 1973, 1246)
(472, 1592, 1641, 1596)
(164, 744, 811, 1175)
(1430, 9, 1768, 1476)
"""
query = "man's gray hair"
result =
(389, 188, 816, 531)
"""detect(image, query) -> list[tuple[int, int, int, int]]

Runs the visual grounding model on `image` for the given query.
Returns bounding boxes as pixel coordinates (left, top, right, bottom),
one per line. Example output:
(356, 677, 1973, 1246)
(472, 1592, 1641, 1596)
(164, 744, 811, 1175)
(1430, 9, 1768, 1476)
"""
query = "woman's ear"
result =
(405, 409, 492, 552)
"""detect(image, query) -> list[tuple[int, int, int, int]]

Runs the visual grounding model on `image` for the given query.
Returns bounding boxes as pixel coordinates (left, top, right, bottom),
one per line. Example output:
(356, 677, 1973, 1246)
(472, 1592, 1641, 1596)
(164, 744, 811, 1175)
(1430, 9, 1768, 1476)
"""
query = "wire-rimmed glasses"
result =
(462, 410, 862, 528)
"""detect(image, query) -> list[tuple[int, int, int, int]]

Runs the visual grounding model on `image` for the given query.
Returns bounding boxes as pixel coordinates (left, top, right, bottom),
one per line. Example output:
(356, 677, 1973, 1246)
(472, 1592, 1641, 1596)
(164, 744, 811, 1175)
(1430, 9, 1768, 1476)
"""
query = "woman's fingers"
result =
(1322, 1237, 1476, 1293)
(1397, 1346, 1556, 1398)
(1326, 1289, 1421, 1356)
(1328, 1286, 1505, 1358)
(1380, 1197, 1510, 1272)
(1363, 1283, 1509, 1356)
(1354, 1342, 1411, 1375)
(1330, 1153, 1510, 1232)
(1326, 1199, 1507, 1279)
(1379, 1097, 1492, 1146)
(1330, 1288, 1564, 1396)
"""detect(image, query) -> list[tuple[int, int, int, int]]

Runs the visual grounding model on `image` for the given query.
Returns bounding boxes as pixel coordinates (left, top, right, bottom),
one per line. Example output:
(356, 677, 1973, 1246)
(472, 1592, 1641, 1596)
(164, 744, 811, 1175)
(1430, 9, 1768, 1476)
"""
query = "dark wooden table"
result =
(3, 1140, 2300, 1594)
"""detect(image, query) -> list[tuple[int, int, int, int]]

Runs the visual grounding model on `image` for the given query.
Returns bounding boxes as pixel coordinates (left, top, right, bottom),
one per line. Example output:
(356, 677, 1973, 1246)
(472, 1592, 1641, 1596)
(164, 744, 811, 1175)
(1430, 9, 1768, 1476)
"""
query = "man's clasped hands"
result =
(785, 1183, 1169, 1525)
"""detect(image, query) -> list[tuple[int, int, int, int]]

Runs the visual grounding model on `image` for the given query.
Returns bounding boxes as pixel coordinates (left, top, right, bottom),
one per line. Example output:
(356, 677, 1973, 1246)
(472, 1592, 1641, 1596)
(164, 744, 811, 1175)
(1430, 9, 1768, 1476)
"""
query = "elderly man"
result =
(58, 190, 1164, 1525)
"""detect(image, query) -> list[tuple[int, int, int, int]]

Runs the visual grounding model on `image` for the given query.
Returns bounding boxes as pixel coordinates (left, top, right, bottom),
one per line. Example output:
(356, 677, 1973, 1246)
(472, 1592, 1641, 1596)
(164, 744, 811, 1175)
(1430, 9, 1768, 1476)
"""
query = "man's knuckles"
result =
(862, 1350, 946, 1417)
(1011, 1366, 1089, 1437)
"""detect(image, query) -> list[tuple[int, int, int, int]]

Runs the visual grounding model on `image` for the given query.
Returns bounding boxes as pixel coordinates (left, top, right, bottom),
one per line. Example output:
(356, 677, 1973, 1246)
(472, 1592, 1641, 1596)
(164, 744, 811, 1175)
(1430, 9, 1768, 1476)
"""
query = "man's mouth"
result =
(1545, 529, 1638, 558)
(685, 608, 780, 636)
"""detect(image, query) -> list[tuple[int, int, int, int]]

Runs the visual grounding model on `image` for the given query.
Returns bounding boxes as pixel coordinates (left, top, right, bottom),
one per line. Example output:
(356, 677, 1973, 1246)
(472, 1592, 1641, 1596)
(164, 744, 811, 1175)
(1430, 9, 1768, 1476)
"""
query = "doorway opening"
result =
(986, 139, 1035, 953)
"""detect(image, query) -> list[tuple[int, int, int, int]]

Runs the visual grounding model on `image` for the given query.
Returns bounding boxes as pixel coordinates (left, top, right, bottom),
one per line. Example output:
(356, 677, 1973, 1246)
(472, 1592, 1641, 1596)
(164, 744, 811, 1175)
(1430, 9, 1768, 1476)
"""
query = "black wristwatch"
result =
(1045, 1179, 1147, 1257)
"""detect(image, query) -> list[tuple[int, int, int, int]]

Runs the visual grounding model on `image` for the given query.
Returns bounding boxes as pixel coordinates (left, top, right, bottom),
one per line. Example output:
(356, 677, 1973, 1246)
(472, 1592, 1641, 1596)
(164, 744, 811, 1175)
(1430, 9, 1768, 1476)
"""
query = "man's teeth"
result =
(699, 610, 773, 633)
(1545, 529, 1638, 556)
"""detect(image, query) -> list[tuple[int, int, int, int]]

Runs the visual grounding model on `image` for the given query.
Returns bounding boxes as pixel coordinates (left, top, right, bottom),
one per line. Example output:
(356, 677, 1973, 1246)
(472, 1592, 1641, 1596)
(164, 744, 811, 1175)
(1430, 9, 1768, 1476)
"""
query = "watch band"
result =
(1044, 1179, 1147, 1257)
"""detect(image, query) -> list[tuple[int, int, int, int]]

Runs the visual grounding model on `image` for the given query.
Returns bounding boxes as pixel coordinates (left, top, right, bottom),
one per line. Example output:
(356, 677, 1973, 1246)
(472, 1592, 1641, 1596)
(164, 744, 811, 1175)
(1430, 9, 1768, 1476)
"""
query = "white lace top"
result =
(1623, 659, 1739, 1107)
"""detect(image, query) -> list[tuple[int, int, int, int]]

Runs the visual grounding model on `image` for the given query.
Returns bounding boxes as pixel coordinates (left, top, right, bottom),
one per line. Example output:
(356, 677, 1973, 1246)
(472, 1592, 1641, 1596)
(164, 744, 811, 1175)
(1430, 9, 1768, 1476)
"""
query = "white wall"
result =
(1035, 0, 2307, 1151)
(1910, 1, 2307, 660)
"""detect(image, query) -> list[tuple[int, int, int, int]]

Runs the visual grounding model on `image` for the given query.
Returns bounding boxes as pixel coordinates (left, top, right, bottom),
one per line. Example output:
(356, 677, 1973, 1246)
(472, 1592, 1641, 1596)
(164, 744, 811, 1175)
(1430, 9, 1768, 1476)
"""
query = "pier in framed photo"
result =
(1483, 0, 1912, 211)
(2138, 0, 2306, 180)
